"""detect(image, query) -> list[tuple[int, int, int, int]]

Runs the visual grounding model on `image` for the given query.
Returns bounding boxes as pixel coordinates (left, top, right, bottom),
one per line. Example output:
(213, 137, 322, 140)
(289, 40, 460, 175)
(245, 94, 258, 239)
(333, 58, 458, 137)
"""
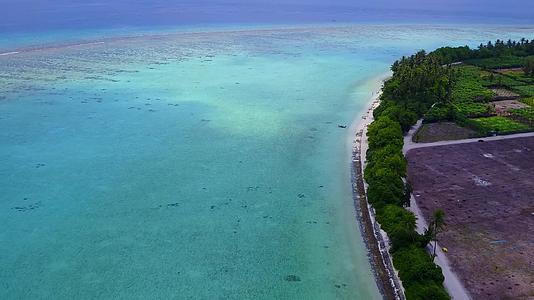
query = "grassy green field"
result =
(468, 116, 531, 134)
(454, 102, 494, 117)
(511, 85, 534, 97)
(444, 62, 534, 135)
(521, 97, 534, 106)
(452, 65, 494, 102)
(499, 70, 534, 84)
(465, 55, 528, 69)
(510, 107, 534, 122)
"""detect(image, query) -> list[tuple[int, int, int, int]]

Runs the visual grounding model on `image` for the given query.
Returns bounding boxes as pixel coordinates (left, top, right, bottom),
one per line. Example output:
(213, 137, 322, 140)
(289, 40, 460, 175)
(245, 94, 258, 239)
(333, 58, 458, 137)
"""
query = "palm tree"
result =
(429, 209, 445, 261)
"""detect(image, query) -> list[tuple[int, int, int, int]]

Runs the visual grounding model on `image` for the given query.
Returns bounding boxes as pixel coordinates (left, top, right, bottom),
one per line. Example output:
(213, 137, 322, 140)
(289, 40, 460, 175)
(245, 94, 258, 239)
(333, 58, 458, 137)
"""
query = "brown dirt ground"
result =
(413, 122, 479, 143)
(406, 137, 534, 300)
(491, 100, 529, 116)
(491, 88, 521, 100)
(495, 68, 524, 73)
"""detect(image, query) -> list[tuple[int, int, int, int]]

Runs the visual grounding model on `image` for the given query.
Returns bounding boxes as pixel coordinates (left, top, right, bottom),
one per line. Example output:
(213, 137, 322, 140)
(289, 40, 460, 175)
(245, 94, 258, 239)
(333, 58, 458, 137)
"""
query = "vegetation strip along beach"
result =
(360, 38, 534, 299)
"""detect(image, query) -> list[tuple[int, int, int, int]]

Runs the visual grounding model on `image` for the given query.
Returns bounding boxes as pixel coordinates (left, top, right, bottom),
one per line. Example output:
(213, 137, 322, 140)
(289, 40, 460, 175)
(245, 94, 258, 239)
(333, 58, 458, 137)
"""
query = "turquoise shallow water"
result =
(1, 25, 533, 299)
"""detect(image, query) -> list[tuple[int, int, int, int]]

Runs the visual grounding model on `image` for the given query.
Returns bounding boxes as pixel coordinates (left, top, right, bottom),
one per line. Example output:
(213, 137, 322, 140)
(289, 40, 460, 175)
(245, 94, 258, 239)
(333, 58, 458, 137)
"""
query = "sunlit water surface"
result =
(1, 25, 532, 299)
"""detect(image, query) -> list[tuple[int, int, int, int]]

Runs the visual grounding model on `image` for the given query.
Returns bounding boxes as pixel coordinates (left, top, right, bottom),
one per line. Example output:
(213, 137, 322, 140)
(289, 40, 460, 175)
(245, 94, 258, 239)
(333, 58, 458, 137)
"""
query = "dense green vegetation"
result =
(367, 50, 450, 299)
(512, 85, 534, 97)
(393, 246, 449, 300)
(422, 39, 534, 131)
(496, 68, 534, 84)
(451, 65, 494, 103)
(379, 50, 455, 117)
(521, 97, 534, 106)
(454, 102, 494, 117)
(433, 39, 534, 65)
(365, 38, 534, 300)
(510, 107, 534, 122)
(473, 56, 520, 68)
(484, 71, 530, 89)
(465, 116, 530, 134)
(524, 56, 534, 76)
(423, 103, 455, 123)
(466, 55, 526, 69)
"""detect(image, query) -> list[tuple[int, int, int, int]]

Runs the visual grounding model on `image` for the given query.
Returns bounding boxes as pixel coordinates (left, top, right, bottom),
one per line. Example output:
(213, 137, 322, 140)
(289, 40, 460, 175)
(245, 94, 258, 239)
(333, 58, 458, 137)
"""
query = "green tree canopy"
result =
(524, 56, 534, 76)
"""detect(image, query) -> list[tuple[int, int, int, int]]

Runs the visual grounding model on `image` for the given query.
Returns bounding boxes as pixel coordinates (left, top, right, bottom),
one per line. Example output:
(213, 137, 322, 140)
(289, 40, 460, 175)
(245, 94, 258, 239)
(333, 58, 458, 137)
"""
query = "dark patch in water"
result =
(12, 201, 41, 212)
(284, 275, 301, 282)
(156, 202, 180, 209)
(247, 186, 259, 192)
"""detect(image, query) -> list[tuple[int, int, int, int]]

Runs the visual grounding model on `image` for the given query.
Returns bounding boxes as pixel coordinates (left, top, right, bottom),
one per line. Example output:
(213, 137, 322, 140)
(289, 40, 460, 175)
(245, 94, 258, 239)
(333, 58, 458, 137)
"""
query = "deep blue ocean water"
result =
(1, 1, 534, 299)
(2, 0, 533, 33)
(1, 0, 533, 50)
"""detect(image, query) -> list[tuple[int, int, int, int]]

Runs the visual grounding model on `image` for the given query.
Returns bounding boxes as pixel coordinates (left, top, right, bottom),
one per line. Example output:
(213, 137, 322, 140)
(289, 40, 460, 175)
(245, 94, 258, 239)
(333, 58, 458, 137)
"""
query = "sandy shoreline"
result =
(350, 78, 476, 300)
(348, 73, 404, 300)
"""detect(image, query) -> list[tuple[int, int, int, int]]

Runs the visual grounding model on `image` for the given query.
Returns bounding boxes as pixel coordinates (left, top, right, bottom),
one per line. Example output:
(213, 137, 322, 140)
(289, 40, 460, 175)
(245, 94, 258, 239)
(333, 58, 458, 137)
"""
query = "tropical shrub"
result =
(393, 246, 448, 300)
(454, 102, 494, 118)
(466, 55, 525, 69)
(511, 85, 534, 97)
(367, 116, 403, 150)
(366, 170, 406, 208)
(520, 97, 534, 106)
(464, 116, 530, 135)
(524, 56, 534, 76)
(379, 104, 419, 133)
(404, 281, 450, 300)
(452, 65, 494, 102)
(375, 205, 416, 233)
(393, 246, 445, 284)
(510, 107, 534, 122)
(423, 103, 456, 123)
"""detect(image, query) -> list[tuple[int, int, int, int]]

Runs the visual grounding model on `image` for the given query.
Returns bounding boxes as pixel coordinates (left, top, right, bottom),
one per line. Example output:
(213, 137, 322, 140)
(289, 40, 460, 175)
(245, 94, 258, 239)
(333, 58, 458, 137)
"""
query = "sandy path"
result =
(404, 120, 475, 299)
(408, 193, 471, 300)
(404, 120, 534, 154)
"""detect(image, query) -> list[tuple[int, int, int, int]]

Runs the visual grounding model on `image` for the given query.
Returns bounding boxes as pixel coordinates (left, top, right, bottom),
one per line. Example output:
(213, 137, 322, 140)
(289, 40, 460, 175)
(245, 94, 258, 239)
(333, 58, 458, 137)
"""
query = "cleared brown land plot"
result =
(406, 137, 534, 300)
(413, 122, 478, 143)
(491, 100, 529, 116)
(490, 88, 520, 100)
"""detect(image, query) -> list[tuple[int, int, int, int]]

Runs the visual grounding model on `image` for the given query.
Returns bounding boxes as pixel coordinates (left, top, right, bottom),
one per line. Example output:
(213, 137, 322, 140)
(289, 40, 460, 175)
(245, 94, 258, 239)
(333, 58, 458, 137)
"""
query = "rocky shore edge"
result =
(350, 91, 405, 300)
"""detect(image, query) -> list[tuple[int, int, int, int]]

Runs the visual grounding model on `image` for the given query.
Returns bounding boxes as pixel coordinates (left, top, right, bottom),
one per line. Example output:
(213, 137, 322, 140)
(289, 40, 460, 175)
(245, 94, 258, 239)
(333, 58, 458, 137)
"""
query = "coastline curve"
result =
(349, 75, 405, 300)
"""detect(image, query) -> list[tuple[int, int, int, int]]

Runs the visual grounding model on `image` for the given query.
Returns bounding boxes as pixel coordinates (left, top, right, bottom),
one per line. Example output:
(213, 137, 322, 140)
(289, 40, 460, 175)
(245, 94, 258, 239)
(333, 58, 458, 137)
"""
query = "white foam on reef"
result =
(0, 42, 105, 56)
(0, 51, 19, 56)
(77, 41, 105, 46)
(65, 41, 105, 49)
